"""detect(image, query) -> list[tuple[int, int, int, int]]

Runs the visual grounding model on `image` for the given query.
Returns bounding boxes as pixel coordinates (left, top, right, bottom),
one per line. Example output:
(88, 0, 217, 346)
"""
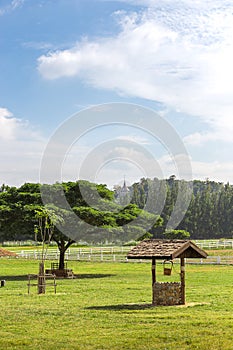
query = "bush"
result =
(163, 229, 190, 239)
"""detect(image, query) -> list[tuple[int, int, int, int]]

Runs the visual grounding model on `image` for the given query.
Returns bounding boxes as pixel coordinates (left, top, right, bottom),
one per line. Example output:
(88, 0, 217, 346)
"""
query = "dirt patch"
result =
(0, 248, 17, 257)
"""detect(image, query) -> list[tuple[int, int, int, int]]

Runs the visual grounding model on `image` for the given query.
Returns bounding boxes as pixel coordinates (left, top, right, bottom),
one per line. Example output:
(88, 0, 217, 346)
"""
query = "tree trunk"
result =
(38, 262, 45, 294)
(59, 247, 66, 270)
(56, 238, 75, 270)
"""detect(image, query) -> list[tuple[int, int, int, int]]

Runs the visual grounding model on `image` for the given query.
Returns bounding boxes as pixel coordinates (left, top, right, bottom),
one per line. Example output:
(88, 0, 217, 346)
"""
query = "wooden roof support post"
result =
(180, 257, 185, 304)
(152, 257, 156, 285)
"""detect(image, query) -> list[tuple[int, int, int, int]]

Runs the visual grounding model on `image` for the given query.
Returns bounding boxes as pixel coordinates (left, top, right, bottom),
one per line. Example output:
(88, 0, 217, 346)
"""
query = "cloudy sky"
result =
(1, 0, 233, 187)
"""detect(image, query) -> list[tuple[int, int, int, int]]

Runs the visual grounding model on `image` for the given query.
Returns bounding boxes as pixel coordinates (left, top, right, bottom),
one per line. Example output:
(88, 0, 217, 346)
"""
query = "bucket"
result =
(163, 261, 173, 276)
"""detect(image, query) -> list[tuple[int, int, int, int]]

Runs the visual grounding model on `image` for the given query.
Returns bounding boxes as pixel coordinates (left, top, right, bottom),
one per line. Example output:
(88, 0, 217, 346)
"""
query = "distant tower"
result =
(120, 176, 129, 197)
(118, 176, 130, 205)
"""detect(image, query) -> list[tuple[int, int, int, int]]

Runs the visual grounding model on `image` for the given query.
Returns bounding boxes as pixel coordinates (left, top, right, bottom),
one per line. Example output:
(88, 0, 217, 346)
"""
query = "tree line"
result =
(0, 176, 232, 254)
(128, 176, 233, 239)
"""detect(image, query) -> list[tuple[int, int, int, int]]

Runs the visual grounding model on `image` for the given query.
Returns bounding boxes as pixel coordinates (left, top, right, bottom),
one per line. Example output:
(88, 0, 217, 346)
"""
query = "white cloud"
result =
(2, 105, 232, 186)
(0, 107, 24, 140)
(191, 160, 233, 184)
(158, 153, 192, 180)
(0, 108, 12, 118)
(157, 153, 233, 184)
(116, 135, 151, 145)
(62, 140, 162, 184)
(0, 0, 25, 15)
(38, 1, 233, 146)
(0, 107, 45, 186)
(11, 0, 25, 10)
(184, 131, 222, 146)
(95, 159, 145, 188)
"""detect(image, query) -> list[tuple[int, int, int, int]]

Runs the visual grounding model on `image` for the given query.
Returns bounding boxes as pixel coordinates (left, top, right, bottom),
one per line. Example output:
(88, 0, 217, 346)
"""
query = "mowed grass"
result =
(0, 258, 233, 350)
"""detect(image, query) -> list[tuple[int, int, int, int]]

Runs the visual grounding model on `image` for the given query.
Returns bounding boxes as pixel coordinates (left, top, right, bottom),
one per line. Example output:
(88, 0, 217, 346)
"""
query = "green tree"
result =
(163, 229, 190, 239)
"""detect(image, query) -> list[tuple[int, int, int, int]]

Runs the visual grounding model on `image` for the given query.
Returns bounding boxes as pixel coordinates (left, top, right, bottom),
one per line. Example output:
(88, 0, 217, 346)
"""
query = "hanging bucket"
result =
(163, 260, 173, 276)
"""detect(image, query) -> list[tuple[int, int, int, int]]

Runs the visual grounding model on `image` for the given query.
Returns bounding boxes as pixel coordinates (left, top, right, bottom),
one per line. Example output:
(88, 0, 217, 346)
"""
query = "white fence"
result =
(16, 246, 233, 265)
(194, 240, 233, 249)
(3, 239, 233, 264)
(3, 239, 233, 250)
(17, 246, 130, 262)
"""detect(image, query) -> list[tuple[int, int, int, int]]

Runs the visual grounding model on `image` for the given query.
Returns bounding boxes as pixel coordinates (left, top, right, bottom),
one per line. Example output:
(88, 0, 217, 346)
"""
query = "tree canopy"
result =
(1, 176, 233, 252)
(0, 180, 161, 268)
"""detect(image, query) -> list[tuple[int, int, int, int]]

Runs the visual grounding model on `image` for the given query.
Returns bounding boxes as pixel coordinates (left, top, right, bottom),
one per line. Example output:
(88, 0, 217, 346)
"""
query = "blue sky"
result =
(1, 0, 233, 187)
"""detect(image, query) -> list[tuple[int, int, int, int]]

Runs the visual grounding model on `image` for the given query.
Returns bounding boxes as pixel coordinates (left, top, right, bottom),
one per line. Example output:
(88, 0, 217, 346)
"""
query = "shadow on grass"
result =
(0, 273, 115, 281)
(0, 275, 28, 281)
(86, 303, 153, 311)
(74, 273, 115, 279)
(87, 302, 209, 311)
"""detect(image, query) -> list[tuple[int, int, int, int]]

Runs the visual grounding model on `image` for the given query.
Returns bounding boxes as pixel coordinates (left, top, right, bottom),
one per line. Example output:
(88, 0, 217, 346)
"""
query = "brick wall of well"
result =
(152, 282, 182, 306)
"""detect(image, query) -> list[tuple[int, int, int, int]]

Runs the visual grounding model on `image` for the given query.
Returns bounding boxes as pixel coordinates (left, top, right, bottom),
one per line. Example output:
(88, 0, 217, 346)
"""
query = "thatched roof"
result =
(0, 248, 17, 257)
(127, 239, 207, 260)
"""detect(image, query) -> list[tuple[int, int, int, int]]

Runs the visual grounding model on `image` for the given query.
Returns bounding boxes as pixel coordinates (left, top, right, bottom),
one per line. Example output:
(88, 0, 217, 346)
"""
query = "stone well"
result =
(153, 282, 182, 306)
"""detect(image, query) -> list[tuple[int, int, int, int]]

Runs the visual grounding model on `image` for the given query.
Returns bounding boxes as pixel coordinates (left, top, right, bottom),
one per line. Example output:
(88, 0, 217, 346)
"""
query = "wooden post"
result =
(38, 262, 45, 294)
(180, 258, 185, 304)
(152, 258, 156, 285)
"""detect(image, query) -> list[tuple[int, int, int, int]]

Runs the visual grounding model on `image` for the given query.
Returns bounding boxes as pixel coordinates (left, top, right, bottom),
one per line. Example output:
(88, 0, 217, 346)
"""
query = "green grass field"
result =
(0, 258, 233, 350)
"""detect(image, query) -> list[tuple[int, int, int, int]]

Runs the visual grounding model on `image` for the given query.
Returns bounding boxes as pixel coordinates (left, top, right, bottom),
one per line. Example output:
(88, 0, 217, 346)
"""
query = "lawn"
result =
(0, 258, 233, 350)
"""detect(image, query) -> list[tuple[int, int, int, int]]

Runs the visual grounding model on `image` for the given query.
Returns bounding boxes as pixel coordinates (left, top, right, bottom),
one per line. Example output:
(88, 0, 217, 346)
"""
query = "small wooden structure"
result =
(45, 262, 74, 278)
(127, 239, 207, 306)
(27, 273, 57, 294)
